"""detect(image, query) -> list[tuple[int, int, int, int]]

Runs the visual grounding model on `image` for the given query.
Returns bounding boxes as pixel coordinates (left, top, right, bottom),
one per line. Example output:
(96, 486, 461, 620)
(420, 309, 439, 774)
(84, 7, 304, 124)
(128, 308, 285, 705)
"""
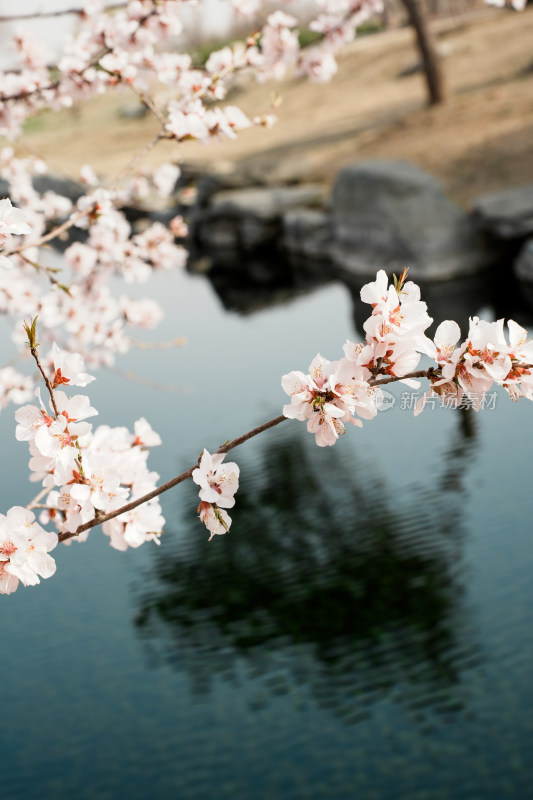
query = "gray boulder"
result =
(196, 184, 325, 252)
(0, 175, 84, 203)
(32, 175, 85, 202)
(330, 160, 489, 281)
(515, 239, 533, 283)
(282, 209, 332, 261)
(474, 185, 533, 239)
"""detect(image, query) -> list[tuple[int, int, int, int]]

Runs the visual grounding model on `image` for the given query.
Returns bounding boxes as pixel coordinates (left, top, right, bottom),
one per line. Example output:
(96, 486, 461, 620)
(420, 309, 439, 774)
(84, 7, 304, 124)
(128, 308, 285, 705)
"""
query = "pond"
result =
(2, 258, 533, 800)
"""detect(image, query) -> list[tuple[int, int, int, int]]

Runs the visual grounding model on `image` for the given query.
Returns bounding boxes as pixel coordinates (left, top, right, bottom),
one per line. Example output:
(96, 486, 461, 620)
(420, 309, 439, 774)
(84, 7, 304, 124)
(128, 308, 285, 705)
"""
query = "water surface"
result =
(1, 263, 533, 800)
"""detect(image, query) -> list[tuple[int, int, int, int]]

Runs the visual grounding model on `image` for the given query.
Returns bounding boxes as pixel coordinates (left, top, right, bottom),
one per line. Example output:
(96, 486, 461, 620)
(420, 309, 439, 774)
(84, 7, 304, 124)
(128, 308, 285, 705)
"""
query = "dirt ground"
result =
(15, 6, 533, 208)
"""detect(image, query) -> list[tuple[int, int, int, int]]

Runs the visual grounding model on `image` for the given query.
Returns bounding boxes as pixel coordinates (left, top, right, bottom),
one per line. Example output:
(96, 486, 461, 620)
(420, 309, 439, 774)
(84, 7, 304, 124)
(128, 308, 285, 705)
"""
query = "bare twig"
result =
(26, 486, 49, 511)
(105, 365, 191, 394)
(107, 130, 166, 190)
(118, 75, 166, 126)
(129, 337, 187, 351)
(0, 4, 126, 23)
(19, 252, 71, 294)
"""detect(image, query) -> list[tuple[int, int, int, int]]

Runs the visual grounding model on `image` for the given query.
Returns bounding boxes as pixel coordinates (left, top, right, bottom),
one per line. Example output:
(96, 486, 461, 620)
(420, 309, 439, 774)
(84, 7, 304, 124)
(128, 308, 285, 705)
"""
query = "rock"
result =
(474, 185, 533, 239)
(33, 175, 85, 202)
(331, 160, 489, 281)
(282, 209, 332, 261)
(194, 158, 317, 207)
(1, 175, 85, 204)
(243, 156, 314, 187)
(209, 184, 324, 218)
(515, 239, 533, 282)
(118, 103, 150, 119)
(196, 184, 325, 253)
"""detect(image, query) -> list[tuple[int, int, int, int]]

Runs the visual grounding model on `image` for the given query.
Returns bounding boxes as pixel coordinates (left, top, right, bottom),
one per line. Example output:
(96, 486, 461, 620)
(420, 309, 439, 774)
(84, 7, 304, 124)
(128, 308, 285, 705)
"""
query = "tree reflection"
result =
(198, 252, 533, 334)
(135, 410, 480, 725)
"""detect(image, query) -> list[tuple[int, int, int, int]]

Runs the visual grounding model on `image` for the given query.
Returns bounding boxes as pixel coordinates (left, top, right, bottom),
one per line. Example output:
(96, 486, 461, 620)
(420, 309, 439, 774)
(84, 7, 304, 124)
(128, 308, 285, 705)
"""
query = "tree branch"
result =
(0, 4, 126, 23)
(50, 361, 533, 544)
(58, 414, 289, 542)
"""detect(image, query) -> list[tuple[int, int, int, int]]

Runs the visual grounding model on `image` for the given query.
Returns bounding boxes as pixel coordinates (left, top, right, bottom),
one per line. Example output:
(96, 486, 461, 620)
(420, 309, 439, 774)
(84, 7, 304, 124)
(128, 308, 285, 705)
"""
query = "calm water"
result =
(2, 261, 533, 800)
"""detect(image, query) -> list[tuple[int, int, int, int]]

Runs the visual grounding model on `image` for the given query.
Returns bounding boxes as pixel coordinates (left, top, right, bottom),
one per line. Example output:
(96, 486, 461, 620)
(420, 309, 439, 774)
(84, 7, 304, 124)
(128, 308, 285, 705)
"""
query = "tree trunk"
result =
(401, 0, 447, 106)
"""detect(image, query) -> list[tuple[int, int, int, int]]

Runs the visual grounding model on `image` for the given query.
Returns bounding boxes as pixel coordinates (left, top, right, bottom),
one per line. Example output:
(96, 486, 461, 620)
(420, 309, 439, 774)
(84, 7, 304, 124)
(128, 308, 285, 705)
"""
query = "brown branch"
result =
(29, 345, 59, 418)
(5, 205, 95, 257)
(58, 414, 288, 542)
(107, 130, 166, 190)
(370, 368, 438, 386)
(0, 47, 110, 103)
(118, 75, 166, 126)
(0, 4, 126, 23)
(26, 486, 49, 511)
(51, 361, 533, 544)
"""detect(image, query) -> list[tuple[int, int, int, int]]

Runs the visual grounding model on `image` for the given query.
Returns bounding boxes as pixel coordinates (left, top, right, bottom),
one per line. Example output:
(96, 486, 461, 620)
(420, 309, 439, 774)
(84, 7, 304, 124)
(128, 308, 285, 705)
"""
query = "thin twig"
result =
(6, 205, 94, 257)
(26, 486, 49, 511)
(18, 252, 71, 293)
(29, 345, 59, 418)
(119, 75, 166, 126)
(129, 337, 187, 351)
(0, 4, 126, 23)
(371, 368, 436, 386)
(58, 414, 288, 542)
(105, 365, 191, 393)
(107, 130, 167, 191)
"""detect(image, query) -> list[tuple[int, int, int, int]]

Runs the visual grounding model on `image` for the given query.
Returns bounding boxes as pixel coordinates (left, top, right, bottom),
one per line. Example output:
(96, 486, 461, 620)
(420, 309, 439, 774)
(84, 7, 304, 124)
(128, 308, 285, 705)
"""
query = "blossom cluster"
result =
(282, 269, 533, 446)
(282, 269, 434, 446)
(192, 449, 240, 540)
(0, 506, 57, 595)
(416, 316, 533, 413)
(0, 3, 529, 597)
(0, 338, 165, 594)
(0, 154, 188, 402)
(0, 0, 381, 142)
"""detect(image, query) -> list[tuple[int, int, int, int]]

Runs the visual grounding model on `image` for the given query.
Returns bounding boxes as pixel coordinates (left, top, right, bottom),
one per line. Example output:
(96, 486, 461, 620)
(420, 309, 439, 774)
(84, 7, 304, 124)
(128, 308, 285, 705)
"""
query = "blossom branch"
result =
(57, 414, 289, 542)
(5, 129, 166, 258)
(54, 350, 533, 545)
(6, 205, 96, 257)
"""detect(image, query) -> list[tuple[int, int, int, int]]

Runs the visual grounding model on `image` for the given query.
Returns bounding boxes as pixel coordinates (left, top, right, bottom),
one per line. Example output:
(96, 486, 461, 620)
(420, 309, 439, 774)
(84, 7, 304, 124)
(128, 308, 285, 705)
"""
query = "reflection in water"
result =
(195, 250, 333, 315)
(135, 410, 480, 727)
(196, 252, 533, 333)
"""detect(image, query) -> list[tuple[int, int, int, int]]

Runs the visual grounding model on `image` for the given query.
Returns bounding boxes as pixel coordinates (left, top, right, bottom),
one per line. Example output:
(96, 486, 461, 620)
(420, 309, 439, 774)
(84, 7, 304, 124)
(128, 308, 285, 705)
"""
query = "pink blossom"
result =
(192, 450, 239, 509)
(198, 501, 232, 541)
(0, 198, 31, 249)
(0, 507, 57, 594)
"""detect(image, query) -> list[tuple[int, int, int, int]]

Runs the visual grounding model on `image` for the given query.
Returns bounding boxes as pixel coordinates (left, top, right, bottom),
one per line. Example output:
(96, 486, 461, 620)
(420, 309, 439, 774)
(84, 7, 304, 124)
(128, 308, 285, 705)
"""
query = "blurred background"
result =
(1, 2, 533, 799)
